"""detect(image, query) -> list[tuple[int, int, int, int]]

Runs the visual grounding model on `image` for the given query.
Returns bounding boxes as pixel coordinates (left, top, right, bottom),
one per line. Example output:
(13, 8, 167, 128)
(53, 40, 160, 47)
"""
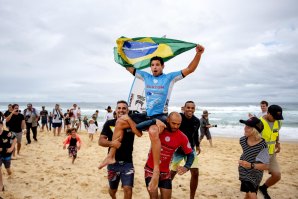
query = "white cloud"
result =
(0, 0, 297, 103)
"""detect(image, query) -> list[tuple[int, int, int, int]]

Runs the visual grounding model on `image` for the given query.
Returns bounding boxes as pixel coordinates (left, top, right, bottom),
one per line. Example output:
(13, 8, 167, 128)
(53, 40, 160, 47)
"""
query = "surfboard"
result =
(127, 73, 147, 113)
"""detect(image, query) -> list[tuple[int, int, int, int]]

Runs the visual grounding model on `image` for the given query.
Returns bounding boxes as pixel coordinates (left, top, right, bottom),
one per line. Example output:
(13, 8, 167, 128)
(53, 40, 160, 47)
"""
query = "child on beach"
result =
(63, 128, 82, 164)
(238, 117, 269, 199)
(87, 119, 97, 142)
(83, 116, 89, 130)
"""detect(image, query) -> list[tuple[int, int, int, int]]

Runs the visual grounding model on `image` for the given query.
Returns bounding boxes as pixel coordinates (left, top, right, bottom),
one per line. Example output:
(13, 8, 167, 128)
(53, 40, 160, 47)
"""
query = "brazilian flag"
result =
(114, 36, 196, 69)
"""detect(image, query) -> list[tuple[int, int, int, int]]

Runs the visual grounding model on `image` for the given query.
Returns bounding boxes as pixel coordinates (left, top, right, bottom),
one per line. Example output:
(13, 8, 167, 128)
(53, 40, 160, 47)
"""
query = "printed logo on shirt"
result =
(153, 79, 158, 84)
(165, 136, 170, 142)
(187, 142, 191, 149)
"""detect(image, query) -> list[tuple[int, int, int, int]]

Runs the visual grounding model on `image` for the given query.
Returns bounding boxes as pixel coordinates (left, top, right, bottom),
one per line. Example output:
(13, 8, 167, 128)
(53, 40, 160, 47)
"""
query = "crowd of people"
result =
(0, 44, 285, 199)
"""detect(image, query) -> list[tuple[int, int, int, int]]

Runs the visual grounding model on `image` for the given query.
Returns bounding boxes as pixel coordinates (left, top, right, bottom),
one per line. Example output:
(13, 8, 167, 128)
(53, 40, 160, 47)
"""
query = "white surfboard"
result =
(127, 76, 146, 113)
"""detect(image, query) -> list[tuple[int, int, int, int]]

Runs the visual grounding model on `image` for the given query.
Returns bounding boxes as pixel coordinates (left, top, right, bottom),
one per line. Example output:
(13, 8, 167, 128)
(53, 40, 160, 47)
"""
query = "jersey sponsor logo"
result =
(146, 85, 165, 89)
(187, 142, 191, 149)
(153, 79, 158, 84)
(165, 136, 170, 142)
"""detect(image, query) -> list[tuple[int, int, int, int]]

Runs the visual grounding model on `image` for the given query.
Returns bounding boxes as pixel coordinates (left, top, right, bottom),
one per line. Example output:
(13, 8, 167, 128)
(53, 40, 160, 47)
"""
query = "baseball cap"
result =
(239, 117, 264, 133)
(268, 105, 283, 120)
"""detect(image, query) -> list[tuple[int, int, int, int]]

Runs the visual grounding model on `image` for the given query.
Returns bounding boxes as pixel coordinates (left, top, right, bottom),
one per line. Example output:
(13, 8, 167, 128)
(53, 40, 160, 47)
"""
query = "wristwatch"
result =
(251, 163, 255, 169)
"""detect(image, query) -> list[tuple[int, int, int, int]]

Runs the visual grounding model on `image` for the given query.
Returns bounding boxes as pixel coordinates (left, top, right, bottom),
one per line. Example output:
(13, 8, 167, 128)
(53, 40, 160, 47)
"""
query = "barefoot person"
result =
(98, 100, 140, 199)
(145, 112, 194, 199)
(99, 44, 204, 192)
(63, 128, 82, 164)
(170, 101, 201, 199)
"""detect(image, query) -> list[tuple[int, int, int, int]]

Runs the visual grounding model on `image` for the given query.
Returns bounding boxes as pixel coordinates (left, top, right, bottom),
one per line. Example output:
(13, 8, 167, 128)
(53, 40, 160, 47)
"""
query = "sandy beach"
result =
(1, 129, 298, 199)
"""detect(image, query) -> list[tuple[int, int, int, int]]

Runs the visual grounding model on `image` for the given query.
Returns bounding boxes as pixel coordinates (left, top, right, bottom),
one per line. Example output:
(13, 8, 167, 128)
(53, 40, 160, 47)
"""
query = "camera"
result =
(212, 124, 217, 127)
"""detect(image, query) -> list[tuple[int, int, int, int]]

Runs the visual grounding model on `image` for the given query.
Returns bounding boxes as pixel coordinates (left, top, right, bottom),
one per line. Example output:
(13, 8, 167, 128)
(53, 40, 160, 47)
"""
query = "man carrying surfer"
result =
(99, 44, 205, 192)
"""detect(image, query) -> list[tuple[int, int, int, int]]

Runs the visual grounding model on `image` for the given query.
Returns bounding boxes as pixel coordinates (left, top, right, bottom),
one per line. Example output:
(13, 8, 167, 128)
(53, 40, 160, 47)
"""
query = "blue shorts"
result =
(0, 156, 11, 169)
(41, 119, 48, 124)
(52, 123, 62, 128)
(107, 162, 134, 189)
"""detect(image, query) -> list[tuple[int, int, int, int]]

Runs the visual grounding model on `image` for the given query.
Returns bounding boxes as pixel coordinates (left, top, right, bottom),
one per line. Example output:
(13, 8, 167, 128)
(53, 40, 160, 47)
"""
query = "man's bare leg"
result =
(98, 118, 131, 169)
(147, 120, 166, 192)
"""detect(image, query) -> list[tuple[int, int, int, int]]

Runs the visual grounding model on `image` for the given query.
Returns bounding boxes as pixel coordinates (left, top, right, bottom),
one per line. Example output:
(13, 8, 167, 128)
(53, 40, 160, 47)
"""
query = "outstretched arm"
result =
(181, 44, 205, 77)
(126, 67, 135, 75)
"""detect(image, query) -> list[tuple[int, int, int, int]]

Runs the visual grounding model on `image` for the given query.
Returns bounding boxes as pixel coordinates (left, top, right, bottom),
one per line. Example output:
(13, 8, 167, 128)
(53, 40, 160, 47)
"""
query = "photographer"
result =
(52, 104, 64, 136)
(23, 103, 39, 145)
(199, 110, 216, 147)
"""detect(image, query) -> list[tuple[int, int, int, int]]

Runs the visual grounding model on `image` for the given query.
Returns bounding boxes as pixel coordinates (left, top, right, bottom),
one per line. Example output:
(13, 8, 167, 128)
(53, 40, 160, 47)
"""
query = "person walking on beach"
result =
(40, 106, 49, 132)
(145, 112, 194, 199)
(3, 104, 13, 129)
(63, 128, 82, 164)
(199, 110, 215, 147)
(105, 106, 114, 121)
(258, 105, 283, 199)
(170, 101, 200, 199)
(23, 103, 39, 144)
(99, 44, 204, 192)
(64, 109, 71, 133)
(98, 100, 139, 199)
(0, 120, 17, 191)
(87, 119, 97, 142)
(238, 117, 269, 199)
(48, 112, 53, 131)
(52, 104, 63, 136)
(4, 104, 26, 157)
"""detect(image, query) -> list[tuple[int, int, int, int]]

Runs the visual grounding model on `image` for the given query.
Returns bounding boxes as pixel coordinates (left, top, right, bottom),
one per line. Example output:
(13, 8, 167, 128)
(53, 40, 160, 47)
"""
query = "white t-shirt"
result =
(105, 112, 114, 121)
(87, 123, 98, 134)
(52, 109, 63, 123)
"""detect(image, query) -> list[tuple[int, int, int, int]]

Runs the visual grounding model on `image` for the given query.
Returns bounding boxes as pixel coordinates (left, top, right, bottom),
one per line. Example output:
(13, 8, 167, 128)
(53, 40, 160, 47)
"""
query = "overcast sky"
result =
(0, 0, 297, 104)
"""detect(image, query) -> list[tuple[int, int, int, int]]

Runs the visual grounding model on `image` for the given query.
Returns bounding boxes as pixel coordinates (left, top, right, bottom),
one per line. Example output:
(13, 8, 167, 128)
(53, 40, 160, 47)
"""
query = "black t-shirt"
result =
(175, 113, 200, 155)
(7, 114, 25, 132)
(101, 119, 135, 163)
(4, 110, 12, 128)
(40, 110, 48, 120)
(0, 130, 16, 157)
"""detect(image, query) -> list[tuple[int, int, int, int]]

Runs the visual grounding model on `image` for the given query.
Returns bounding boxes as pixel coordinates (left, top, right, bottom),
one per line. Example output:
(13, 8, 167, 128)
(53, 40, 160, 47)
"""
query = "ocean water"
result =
(1, 102, 297, 141)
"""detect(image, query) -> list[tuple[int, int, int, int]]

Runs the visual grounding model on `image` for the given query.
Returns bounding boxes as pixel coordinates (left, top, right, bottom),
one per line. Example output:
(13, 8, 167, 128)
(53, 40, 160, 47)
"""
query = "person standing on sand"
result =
(4, 104, 26, 158)
(258, 105, 283, 199)
(199, 110, 215, 147)
(98, 100, 140, 199)
(63, 128, 82, 164)
(99, 44, 204, 192)
(144, 112, 194, 199)
(170, 101, 200, 199)
(0, 120, 17, 192)
(238, 117, 269, 199)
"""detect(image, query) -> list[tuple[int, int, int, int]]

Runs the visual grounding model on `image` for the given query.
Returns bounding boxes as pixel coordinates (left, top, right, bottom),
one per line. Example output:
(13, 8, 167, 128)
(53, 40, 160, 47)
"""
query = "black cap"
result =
(239, 117, 264, 133)
(268, 105, 283, 120)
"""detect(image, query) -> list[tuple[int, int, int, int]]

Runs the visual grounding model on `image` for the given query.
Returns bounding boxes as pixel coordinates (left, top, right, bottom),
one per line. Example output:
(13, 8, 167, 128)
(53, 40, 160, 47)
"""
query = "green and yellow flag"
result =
(114, 36, 196, 69)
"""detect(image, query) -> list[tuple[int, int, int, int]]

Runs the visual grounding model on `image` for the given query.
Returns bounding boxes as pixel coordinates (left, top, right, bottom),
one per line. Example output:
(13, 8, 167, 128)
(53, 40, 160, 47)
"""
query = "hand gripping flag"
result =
(114, 36, 196, 69)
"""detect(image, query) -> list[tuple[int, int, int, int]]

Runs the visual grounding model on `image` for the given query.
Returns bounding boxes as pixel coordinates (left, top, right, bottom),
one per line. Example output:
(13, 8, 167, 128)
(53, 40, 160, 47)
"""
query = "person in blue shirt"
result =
(99, 44, 205, 192)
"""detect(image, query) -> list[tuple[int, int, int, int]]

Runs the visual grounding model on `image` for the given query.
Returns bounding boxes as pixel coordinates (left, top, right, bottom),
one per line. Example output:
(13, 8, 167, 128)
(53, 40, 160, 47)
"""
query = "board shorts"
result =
(200, 129, 212, 140)
(0, 156, 11, 169)
(12, 132, 23, 144)
(52, 122, 62, 128)
(144, 165, 172, 189)
(68, 146, 77, 158)
(170, 150, 199, 171)
(240, 180, 258, 193)
(107, 162, 134, 189)
(41, 119, 48, 124)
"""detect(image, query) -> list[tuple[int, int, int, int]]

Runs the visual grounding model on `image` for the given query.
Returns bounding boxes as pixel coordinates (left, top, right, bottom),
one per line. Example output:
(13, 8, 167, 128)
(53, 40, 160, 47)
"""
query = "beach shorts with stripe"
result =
(170, 150, 199, 171)
(107, 162, 134, 189)
(144, 165, 172, 189)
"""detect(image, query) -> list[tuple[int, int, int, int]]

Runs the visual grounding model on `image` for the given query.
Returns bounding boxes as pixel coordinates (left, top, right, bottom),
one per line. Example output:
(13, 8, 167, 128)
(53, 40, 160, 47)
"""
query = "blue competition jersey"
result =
(135, 70, 183, 116)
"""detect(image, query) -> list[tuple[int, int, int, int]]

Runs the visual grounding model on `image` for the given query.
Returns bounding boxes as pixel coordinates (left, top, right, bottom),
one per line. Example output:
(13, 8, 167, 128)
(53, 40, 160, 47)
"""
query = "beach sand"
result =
(1, 129, 298, 199)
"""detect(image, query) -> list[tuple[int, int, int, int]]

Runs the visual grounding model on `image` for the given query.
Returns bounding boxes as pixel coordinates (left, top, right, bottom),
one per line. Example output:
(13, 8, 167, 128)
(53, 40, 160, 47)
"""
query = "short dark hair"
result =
(117, 100, 128, 107)
(12, 104, 19, 109)
(260, 101, 268, 106)
(184, 101, 195, 107)
(150, 56, 164, 66)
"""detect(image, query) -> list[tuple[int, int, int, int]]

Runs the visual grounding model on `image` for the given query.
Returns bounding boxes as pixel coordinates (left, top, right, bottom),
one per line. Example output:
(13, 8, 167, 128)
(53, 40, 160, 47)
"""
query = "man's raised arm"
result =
(182, 44, 205, 77)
